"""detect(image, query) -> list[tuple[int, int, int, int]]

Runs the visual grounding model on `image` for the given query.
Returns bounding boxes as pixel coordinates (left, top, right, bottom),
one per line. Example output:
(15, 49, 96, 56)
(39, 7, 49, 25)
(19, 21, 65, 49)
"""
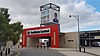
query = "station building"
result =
(22, 3, 61, 48)
(22, 3, 100, 48)
(80, 30, 100, 47)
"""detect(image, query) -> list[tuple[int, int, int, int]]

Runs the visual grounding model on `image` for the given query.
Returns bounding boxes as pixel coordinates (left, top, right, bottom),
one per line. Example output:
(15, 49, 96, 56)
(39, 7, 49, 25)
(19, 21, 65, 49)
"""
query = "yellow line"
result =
(16, 51, 20, 56)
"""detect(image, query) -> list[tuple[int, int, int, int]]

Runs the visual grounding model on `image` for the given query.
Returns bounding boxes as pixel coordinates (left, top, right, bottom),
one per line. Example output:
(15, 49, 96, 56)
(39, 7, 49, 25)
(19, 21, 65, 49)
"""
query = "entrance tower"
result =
(22, 3, 60, 48)
(40, 3, 60, 27)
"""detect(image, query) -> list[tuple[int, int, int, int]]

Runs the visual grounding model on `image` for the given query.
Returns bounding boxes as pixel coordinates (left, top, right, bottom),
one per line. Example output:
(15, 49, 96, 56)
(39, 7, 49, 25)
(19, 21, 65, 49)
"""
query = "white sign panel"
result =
(41, 10, 49, 16)
(41, 10, 49, 23)
(41, 9, 60, 24)
(49, 9, 60, 23)
(27, 28, 50, 35)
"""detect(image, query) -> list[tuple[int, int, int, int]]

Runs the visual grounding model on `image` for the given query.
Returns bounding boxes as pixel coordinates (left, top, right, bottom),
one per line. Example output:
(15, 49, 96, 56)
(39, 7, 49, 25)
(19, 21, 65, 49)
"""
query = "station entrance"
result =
(26, 36, 51, 47)
(39, 36, 51, 47)
(22, 3, 61, 48)
(22, 24, 59, 48)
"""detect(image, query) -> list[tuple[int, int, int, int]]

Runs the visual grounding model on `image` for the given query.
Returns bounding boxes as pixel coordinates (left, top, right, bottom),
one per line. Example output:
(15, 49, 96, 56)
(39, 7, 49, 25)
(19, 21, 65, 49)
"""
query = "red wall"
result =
(22, 24, 59, 48)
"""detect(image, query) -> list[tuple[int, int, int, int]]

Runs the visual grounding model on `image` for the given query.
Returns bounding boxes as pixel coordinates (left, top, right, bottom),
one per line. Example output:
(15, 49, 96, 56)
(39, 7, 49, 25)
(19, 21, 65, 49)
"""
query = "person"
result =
(36, 43, 39, 48)
(53, 13, 58, 23)
(40, 42, 42, 49)
(42, 42, 45, 49)
(46, 41, 49, 49)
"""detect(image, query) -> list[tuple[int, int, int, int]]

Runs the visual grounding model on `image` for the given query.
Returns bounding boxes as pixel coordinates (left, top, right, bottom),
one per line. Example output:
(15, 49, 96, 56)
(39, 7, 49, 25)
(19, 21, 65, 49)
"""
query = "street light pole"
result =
(69, 15, 81, 52)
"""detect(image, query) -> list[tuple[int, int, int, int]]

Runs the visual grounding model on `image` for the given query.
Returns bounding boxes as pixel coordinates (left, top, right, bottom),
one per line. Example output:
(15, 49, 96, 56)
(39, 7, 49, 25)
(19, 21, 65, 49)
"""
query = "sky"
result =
(0, 0, 100, 32)
(86, 0, 100, 12)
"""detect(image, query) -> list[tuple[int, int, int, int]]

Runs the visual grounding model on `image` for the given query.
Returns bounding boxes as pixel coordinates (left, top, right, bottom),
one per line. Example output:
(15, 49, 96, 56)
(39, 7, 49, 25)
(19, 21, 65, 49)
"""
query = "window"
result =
(68, 40, 73, 42)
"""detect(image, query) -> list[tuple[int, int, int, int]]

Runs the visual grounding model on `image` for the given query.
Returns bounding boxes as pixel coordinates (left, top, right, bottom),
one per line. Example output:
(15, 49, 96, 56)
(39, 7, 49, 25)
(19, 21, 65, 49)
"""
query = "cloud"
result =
(0, 0, 100, 32)
(59, 0, 100, 32)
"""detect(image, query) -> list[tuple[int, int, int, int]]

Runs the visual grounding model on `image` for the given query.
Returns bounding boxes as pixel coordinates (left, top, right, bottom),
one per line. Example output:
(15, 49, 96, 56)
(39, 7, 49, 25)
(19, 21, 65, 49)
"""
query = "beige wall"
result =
(27, 37, 39, 47)
(59, 32, 78, 48)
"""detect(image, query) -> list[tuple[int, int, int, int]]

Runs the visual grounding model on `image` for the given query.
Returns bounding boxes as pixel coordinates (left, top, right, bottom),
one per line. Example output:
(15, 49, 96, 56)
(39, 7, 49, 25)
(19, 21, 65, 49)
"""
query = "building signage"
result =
(41, 10, 49, 24)
(27, 28, 50, 35)
(22, 35, 25, 45)
(53, 32, 56, 45)
(41, 10, 49, 16)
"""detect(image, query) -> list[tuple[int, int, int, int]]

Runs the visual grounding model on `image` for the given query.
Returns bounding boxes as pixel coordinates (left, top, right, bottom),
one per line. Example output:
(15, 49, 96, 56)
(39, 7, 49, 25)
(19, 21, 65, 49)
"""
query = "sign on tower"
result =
(40, 3, 60, 24)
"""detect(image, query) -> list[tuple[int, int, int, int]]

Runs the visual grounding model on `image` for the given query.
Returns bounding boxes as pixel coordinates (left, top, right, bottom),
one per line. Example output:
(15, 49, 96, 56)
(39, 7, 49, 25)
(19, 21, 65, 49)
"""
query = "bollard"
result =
(1, 51, 2, 56)
(79, 47, 81, 52)
(84, 47, 85, 53)
(8, 48, 10, 54)
(5, 48, 7, 55)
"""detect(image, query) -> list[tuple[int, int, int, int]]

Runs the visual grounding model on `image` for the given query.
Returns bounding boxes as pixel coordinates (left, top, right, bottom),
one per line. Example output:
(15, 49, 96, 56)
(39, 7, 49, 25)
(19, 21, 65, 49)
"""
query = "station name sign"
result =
(27, 28, 50, 35)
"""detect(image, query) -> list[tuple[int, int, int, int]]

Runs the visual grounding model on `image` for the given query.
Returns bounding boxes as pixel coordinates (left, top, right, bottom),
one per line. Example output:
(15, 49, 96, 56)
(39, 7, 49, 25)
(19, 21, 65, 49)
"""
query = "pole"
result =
(74, 15, 81, 52)
(77, 17, 81, 52)
(69, 15, 81, 51)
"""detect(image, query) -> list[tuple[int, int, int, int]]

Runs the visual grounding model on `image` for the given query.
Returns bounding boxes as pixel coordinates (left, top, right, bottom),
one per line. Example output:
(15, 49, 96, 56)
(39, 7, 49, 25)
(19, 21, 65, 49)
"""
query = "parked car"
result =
(92, 42, 100, 47)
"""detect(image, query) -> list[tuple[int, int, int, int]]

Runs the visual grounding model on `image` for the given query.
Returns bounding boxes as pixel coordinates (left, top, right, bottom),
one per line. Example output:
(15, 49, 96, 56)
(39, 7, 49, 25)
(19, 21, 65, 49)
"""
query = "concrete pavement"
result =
(11, 47, 65, 56)
(52, 48, 94, 56)
(10, 47, 100, 56)
(84, 47, 100, 56)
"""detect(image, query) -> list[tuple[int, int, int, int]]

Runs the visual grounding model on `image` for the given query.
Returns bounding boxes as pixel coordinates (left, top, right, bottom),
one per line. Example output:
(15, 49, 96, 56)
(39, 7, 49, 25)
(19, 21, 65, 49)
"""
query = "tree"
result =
(9, 22, 23, 45)
(0, 8, 10, 43)
(0, 8, 23, 45)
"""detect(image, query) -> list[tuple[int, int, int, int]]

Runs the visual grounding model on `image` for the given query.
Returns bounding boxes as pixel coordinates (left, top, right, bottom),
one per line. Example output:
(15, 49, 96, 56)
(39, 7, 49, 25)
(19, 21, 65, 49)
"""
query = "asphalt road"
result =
(12, 48, 65, 56)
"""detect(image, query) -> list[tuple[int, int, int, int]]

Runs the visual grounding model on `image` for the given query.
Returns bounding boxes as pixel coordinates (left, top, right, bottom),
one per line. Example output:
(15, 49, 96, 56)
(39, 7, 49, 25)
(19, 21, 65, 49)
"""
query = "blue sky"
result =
(81, 25, 100, 31)
(86, 0, 100, 12)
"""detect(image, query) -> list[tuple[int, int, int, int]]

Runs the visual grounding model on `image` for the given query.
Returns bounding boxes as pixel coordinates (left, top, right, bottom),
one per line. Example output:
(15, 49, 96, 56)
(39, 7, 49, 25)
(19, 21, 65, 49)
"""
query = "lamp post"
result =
(69, 15, 81, 52)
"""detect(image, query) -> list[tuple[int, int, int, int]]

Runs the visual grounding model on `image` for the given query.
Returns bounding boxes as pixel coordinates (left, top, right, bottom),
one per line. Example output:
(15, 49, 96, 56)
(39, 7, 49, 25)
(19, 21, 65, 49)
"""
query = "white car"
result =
(92, 42, 100, 47)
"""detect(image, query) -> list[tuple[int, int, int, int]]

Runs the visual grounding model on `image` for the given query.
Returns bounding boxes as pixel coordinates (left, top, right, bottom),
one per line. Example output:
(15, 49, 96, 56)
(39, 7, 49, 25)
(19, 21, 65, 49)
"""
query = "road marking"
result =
(16, 51, 20, 56)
